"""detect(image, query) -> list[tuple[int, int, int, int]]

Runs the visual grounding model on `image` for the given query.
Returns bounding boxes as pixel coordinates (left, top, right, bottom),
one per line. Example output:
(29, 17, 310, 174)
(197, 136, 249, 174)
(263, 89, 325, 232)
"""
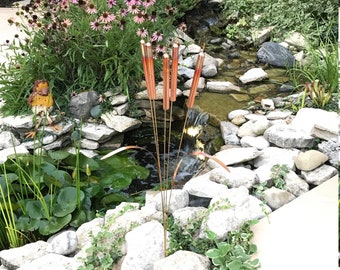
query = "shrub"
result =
(218, 0, 337, 46)
(0, 0, 182, 115)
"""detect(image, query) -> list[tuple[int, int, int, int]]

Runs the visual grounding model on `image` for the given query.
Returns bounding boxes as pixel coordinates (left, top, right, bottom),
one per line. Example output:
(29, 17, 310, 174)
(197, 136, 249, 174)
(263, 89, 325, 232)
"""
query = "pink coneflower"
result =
(34, 0, 42, 7)
(149, 10, 157, 22)
(107, 0, 116, 8)
(60, 0, 69, 11)
(128, 4, 139, 14)
(71, 0, 79, 4)
(86, 3, 97, 14)
(103, 23, 112, 31)
(151, 31, 163, 42)
(136, 27, 148, 38)
(61, 18, 72, 28)
(178, 22, 187, 32)
(120, 8, 128, 17)
(90, 19, 101, 30)
(125, 0, 136, 6)
(142, 0, 155, 8)
(155, 44, 165, 54)
(133, 12, 144, 24)
(100, 12, 115, 23)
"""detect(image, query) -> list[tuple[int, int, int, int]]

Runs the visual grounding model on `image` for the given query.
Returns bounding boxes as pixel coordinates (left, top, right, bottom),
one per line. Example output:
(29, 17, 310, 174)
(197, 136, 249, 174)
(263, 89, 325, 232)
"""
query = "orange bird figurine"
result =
(25, 80, 60, 138)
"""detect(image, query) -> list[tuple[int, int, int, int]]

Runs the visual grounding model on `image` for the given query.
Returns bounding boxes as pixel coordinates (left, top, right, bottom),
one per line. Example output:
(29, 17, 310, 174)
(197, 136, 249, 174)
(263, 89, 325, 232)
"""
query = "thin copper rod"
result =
(170, 43, 179, 102)
(176, 49, 205, 164)
(162, 54, 170, 111)
(187, 51, 205, 108)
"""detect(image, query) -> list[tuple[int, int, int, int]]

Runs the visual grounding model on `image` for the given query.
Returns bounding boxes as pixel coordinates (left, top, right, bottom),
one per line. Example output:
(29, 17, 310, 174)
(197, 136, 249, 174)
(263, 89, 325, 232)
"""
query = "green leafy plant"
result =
(0, 0, 181, 115)
(219, 0, 337, 46)
(270, 164, 289, 190)
(79, 204, 139, 270)
(167, 214, 214, 256)
(0, 145, 148, 249)
(288, 36, 338, 110)
(205, 220, 260, 270)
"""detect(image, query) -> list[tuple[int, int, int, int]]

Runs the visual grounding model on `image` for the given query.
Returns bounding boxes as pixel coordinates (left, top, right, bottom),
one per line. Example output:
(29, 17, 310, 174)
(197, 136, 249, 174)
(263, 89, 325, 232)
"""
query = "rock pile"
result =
(0, 104, 338, 269)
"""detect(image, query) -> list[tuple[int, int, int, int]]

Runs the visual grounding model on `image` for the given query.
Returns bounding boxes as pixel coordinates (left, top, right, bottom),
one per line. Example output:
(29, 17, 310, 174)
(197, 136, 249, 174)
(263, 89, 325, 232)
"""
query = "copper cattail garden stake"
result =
(101, 42, 229, 258)
(140, 43, 206, 256)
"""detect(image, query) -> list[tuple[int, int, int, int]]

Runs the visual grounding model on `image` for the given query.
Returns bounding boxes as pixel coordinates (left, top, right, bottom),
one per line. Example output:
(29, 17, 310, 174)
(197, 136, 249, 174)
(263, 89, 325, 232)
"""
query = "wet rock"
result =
(228, 109, 251, 120)
(206, 81, 240, 93)
(184, 77, 206, 91)
(257, 42, 295, 68)
(239, 67, 268, 84)
(202, 63, 218, 77)
(294, 150, 329, 171)
(220, 121, 240, 145)
(134, 85, 182, 100)
(261, 98, 275, 110)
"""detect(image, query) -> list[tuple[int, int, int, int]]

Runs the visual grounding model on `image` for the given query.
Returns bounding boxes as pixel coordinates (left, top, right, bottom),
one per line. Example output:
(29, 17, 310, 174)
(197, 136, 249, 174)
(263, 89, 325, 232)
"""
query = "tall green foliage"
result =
(0, 149, 149, 249)
(219, 0, 337, 45)
(0, 0, 182, 115)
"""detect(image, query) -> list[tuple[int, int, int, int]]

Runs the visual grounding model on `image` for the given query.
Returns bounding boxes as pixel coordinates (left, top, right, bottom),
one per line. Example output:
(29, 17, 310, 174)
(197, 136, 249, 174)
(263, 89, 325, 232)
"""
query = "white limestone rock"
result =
(154, 250, 211, 270)
(239, 68, 268, 84)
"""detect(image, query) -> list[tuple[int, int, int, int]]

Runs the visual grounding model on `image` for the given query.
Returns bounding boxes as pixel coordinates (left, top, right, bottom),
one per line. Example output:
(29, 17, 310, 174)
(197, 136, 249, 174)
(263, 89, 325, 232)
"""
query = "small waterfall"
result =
(124, 108, 212, 192)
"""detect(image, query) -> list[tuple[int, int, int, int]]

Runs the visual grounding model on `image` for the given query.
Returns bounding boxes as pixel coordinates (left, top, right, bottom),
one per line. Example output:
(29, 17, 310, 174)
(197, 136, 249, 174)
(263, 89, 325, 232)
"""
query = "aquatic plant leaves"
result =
(53, 187, 84, 217)
(16, 216, 40, 231)
(48, 150, 71, 161)
(70, 209, 87, 227)
(26, 200, 48, 220)
(38, 214, 72, 235)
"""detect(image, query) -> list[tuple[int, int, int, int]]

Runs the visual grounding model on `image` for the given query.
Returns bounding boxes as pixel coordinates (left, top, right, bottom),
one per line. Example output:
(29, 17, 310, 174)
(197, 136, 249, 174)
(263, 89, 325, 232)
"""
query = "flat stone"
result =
(101, 113, 142, 133)
(294, 150, 329, 171)
(206, 81, 241, 93)
(239, 68, 268, 84)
